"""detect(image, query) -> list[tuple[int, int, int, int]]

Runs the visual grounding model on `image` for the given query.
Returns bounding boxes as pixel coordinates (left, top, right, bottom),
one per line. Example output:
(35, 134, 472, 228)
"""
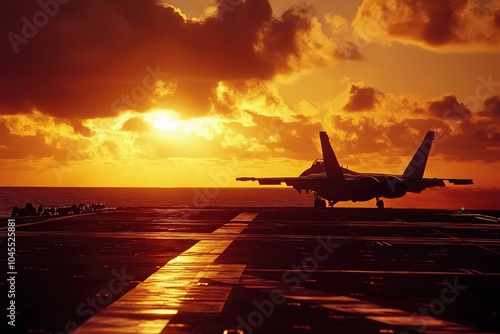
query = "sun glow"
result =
(145, 109, 181, 132)
(141, 110, 225, 140)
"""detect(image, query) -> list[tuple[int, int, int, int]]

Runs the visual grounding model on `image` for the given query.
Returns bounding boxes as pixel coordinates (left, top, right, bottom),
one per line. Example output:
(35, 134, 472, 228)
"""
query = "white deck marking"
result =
(474, 215, 499, 222)
(452, 213, 500, 223)
(74, 212, 257, 334)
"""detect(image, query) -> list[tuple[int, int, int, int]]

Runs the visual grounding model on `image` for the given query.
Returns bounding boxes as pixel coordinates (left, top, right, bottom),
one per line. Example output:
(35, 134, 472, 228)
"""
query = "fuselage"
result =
(300, 160, 407, 202)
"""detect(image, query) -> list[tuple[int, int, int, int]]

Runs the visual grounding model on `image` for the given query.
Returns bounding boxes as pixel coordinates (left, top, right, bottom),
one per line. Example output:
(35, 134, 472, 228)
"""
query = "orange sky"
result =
(1, 0, 500, 189)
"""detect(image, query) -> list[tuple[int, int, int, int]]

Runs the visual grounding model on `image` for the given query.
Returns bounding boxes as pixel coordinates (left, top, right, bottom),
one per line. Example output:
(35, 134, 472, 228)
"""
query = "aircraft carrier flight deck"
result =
(1, 207, 500, 334)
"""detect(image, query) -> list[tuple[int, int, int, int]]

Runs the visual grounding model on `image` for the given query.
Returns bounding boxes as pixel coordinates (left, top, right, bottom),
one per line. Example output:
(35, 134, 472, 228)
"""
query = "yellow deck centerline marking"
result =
(74, 212, 257, 334)
(231, 212, 259, 222)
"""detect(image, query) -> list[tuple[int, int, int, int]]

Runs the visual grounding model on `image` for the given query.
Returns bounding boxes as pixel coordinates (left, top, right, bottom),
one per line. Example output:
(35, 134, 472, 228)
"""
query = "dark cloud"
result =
(343, 85, 382, 112)
(327, 103, 499, 162)
(389, 0, 467, 46)
(427, 95, 471, 120)
(221, 113, 323, 160)
(253, 114, 323, 159)
(478, 95, 500, 118)
(354, 0, 500, 52)
(162, 81, 216, 117)
(436, 119, 500, 162)
(121, 117, 153, 133)
(386, 118, 453, 150)
(210, 80, 286, 117)
(329, 116, 390, 154)
(0, 0, 322, 119)
(69, 119, 92, 137)
(0, 120, 70, 160)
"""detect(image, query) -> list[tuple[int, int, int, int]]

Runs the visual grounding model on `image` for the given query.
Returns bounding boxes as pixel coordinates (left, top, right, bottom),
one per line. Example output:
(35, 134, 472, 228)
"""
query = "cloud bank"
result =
(353, 0, 500, 53)
(0, 0, 336, 118)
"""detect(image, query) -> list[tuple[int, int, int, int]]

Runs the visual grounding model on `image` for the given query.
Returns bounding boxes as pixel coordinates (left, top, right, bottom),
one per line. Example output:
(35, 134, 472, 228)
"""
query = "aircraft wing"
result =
(236, 176, 332, 190)
(236, 131, 344, 191)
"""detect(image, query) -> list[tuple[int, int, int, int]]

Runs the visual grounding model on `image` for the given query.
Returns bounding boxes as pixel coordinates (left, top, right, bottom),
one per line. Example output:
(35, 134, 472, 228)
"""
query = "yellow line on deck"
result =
(74, 212, 257, 334)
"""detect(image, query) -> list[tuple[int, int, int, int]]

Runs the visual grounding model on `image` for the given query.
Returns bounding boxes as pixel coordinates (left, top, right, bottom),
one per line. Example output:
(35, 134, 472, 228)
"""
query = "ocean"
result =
(1, 186, 499, 217)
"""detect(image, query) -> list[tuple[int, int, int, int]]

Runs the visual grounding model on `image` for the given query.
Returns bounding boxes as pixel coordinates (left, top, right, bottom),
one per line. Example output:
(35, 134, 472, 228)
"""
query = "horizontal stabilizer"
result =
(448, 179, 474, 185)
(406, 177, 474, 193)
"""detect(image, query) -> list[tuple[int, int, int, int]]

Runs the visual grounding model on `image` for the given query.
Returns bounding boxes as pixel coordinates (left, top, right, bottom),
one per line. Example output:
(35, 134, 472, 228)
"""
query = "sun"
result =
(142, 109, 225, 141)
(144, 109, 181, 132)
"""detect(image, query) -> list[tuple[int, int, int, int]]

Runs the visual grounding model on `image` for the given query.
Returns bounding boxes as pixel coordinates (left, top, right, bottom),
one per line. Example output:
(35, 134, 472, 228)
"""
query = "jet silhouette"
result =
(237, 131, 473, 208)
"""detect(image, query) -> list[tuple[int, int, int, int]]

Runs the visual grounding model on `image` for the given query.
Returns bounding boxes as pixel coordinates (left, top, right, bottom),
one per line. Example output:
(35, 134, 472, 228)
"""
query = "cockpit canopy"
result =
(311, 159, 324, 167)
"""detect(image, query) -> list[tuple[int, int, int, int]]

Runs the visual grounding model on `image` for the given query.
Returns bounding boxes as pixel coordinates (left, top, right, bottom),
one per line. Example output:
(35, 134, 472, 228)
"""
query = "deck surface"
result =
(1, 207, 500, 333)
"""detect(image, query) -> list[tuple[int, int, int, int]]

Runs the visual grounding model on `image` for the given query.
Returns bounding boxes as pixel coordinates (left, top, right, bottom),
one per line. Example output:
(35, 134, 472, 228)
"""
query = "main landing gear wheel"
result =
(376, 198, 385, 209)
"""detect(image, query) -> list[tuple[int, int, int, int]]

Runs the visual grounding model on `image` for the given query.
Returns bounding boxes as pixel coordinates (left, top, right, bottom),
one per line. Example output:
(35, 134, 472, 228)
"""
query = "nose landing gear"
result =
(313, 194, 326, 209)
(376, 198, 385, 209)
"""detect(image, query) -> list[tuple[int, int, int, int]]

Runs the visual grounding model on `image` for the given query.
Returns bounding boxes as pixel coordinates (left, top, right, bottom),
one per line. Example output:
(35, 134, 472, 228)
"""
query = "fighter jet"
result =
(236, 131, 473, 208)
